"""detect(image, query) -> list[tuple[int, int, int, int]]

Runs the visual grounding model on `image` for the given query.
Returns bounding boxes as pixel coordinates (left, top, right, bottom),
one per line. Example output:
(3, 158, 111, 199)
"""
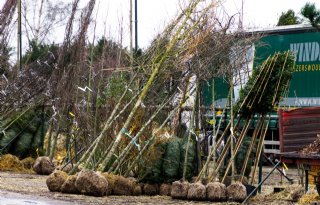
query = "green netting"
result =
(142, 143, 165, 183)
(13, 132, 34, 157)
(235, 136, 258, 177)
(162, 136, 182, 181)
(179, 134, 196, 181)
(31, 120, 48, 153)
(0, 125, 20, 152)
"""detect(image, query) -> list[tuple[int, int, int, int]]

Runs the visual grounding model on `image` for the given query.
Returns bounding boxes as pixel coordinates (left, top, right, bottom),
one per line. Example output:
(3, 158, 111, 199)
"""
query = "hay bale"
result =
(101, 172, 119, 195)
(226, 182, 247, 202)
(187, 182, 206, 201)
(133, 184, 142, 196)
(0, 154, 25, 172)
(291, 188, 304, 202)
(206, 182, 227, 201)
(75, 170, 108, 197)
(143, 183, 159, 196)
(46, 170, 68, 192)
(33, 156, 54, 175)
(21, 157, 35, 169)
(61, 175, 79, 194)
(171, 180, 190, 199)
(112, 175, 135, 196)
(159, 183, 172, 196)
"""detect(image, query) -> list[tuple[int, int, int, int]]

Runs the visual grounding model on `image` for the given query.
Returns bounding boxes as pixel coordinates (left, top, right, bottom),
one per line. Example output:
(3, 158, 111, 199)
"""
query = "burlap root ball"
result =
(75, 170, 108, 197)
(171, 180, 190, 199)
(187, 182, 206, 201)
(226, 182, 247, 202)
(56, 163, 74, 173)
(132, 184, 142, 196)
(143, 183, 159, 196)
(112, 175, 135, 196)
(206, 182, 227, 201)
(61, 174, 79, 194)
(101, 172, 119, 195)
(33, 156, 55, 175)
(159, 183, 172, 196)
(46, 170, 68, 192)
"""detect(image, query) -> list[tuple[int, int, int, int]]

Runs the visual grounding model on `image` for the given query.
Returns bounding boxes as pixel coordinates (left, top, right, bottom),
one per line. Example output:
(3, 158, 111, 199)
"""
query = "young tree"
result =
(301, 2, 320, 27)
(277, 9, 300, 26)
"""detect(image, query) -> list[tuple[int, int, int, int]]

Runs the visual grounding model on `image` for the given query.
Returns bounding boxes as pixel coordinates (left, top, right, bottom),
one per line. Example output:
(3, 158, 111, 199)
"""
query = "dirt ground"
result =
(0, 166, 311, 205)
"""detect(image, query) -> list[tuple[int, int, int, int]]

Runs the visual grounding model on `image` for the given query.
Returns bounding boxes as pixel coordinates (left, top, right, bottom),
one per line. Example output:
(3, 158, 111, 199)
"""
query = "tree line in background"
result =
(277, 2, 320, 27)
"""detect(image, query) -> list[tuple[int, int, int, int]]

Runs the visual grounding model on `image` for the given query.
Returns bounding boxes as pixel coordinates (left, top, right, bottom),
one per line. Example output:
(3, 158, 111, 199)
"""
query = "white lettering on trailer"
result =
(290, 42, 320, 62)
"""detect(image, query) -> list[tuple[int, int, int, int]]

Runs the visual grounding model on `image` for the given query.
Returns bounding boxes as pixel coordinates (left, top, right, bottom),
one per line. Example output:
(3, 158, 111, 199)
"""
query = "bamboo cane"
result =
(98, 0, 208, 172)
(240, 115, 264, 182)
(123, 107, 177, 177)
(109, 93, 175, 173)
(221, 117, 252, 183)
(69, 74, 138, 174)
(251, 115, 270, 184)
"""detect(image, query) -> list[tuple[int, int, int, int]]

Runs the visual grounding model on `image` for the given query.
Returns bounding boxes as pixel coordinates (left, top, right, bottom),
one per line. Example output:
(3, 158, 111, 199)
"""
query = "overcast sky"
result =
(94, 0, 320, 48)
(1, 0, 320, 50)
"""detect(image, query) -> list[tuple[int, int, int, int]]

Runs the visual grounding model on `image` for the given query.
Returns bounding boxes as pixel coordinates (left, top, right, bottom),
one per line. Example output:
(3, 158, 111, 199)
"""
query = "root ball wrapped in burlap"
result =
(187, 182, 206, 201)
(206, 182, 227, 201)
(46, 170, 68, 192)
(226, 182, 247, 202)
(75, 170, 108, 197)
(61, 174, 79, 194)
(171, 180, 190, 199)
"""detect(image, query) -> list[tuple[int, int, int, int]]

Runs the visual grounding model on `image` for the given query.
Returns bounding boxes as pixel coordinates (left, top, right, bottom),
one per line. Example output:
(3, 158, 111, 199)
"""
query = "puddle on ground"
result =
(0, 198, 50, 205)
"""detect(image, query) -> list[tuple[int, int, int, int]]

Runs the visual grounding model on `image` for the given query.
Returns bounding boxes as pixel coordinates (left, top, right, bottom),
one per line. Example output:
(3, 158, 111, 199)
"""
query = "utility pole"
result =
(134, 0, 138, 52)
(17, 0, 22, 70)
(130, 0, 133, 53)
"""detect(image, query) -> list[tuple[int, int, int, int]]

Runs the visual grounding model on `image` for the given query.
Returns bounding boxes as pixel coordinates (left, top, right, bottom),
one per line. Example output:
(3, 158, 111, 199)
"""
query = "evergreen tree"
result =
(277, 9, 300, 26)
(301, 2, 320, 27)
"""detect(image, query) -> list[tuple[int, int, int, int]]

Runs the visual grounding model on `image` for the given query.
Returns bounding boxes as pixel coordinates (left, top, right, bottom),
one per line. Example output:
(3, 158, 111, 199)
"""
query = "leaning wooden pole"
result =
(98, 0, 204, 172)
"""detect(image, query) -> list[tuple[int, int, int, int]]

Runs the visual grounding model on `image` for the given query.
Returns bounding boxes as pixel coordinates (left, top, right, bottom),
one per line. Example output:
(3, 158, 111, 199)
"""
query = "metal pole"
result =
(134, 0, 138, 52)
(258, 153, 263, 193)
(242, 160, 281, 204)
(305, 169, 309, 192)
(130, 0, 133, 53)
(17, 0, 22, 70)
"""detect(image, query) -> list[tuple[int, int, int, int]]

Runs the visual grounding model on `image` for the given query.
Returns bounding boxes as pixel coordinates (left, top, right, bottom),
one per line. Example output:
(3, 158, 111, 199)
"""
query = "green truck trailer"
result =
(202, 25, 320, 156)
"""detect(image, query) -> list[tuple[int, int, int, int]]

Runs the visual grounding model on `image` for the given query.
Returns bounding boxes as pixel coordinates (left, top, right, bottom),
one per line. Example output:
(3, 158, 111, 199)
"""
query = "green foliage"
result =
(179, 135, 196, 181)
(163, 136, 182, 181)
(0, 108, 50, 158)
(235, 136, 258, 177)
(98, 73, 132, 106)
(21, 40, 57, 64)
(277, 9, 300, 26)
(0, 42, 12, 75)
(301, 2, 320, 27)
(235, 51, 295, 117)
(88, 37, 125, 61)
(141, 132, 197, 183)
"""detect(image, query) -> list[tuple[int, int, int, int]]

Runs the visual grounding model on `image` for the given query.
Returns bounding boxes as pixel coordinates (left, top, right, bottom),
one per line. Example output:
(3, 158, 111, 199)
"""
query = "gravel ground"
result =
(0, 166, 306, 205)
